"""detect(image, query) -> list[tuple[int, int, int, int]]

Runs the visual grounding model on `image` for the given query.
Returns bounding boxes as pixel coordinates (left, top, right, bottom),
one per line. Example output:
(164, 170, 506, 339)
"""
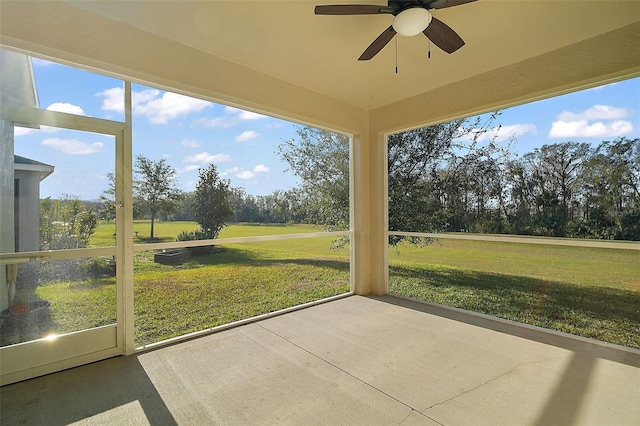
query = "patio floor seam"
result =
(420, 356, 564, 415)
(255, 322, 443, 425)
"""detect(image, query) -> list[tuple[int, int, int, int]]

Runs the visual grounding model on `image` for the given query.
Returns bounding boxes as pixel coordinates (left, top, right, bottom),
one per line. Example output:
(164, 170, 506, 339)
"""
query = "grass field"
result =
(90, 221, 324, 247)
(28, 221, 640, 349)
(389, 238, 639, 291)
(33, 222, 349, 347)
(389, 239, 639, 348)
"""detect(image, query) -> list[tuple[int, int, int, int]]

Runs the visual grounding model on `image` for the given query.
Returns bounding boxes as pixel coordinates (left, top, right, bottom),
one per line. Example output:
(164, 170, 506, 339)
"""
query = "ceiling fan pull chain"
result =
(395, 36, 398, 74)
(428, 39, 431, 59)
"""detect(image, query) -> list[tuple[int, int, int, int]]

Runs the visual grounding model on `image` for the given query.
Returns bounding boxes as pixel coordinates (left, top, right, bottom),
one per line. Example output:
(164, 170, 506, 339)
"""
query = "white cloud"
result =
(183, 151, 232, 164)
(136, 92, 211, 124)
(236, 170, 255, 179)
(42, 138, 104, 155)
(181, 165, 201, 173)
(474, 123, 537, 143)
(235, 130, 260, 142)
(549, 120, 633, 138)
(549, 105, 633, 138)
(557, 105, 629, 121)
(14, 126, 38, 136)
(265, 121, 283, 129)
(229, 164, 269, 180)
(200, 116, 229, 128)
(181, 139, 201, 148)
(97, 87, 211, 124)
(201, 106, 267, 128)
(97, 87, 126, 113)
(47, 102, 87, 116)
(226, 106, 266, 121)
(132, 89, 161, 109)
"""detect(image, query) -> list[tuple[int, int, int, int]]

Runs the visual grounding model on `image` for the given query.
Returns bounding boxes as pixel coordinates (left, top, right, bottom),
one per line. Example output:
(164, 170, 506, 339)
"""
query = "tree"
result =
(40, 195, 98, 250)
(387, 112, 507, 240)
(581, 138, 640, 239)
(277, 123, 639, 241)
(522, 142, 591, 236)
(278, 115, 505, 245)
(193, 164, 232, 239)
(504, 158, 537, 234)
(173, 191, 196, 221)
(134, 155, 183, 239)
(387, 123, 463, 240)
(277, 127, 350, 231)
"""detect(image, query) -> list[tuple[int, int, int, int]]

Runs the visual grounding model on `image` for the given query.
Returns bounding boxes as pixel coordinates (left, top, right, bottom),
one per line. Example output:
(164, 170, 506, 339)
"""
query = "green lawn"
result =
(35, 223, 349, 347)
(389, 238, 640, 348)
(134, 243, 349, 345)
(389, 238, 639, 291)
(90, 221, 324, 247)
(389, 265, 640, 348)
(30, 222, 640, 349)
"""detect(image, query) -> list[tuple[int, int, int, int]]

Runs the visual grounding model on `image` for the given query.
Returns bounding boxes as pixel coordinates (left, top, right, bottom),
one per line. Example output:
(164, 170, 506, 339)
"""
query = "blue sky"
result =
(13, 56, 639, 200)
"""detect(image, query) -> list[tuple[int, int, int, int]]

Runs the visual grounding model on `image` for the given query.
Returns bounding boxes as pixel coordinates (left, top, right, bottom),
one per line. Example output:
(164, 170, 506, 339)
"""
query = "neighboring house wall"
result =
(14, 171, 42, 253)
(14, 159, 54, 252)
(0, 154, 53, 311)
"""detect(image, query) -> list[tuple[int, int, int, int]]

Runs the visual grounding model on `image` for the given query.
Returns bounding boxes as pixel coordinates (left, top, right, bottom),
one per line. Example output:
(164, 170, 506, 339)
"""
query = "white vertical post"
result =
(368, 128, 389, 295)
(116, 81, 135, 354)
(351, 130, 370, 295)
(351, 122, 389, 296)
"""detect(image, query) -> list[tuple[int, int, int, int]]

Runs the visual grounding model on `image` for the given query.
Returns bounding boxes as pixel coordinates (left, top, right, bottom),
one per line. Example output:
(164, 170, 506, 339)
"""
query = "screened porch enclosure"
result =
(0, 3, 639, 420)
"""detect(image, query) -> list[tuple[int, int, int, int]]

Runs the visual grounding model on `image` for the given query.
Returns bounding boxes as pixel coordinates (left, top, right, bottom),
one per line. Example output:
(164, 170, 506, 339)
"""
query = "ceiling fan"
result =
(315, 0, 477, 60)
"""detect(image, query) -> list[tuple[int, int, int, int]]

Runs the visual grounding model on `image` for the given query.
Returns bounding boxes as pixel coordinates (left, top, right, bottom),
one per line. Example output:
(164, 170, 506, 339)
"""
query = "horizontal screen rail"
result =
(0, 247, 117, 264)
(1, 103, 126, 134)
(387, 231, 640, 251)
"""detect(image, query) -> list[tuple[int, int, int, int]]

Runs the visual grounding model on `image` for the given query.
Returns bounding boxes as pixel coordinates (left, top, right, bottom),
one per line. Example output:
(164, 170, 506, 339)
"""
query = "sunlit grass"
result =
(389, 238, 639, 291)
(38, 231, 350, 346)
(134, 248, 349, 345)
(131, 235, 350, 346)
(388, 238, 639, 348)
(33, 222, 639, 349)
(91, 221, 324, 248)
(36, 277, 117, 332)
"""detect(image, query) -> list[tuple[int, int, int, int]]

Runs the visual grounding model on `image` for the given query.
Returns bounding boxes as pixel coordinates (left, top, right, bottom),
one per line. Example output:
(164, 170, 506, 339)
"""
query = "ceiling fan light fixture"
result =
(392, 7, 432, 37)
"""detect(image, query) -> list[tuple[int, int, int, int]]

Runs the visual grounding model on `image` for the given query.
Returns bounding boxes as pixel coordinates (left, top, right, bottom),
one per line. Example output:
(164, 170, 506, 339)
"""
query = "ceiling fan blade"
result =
(358, 25, 396, 61)
(427, 0, 477, 9)
(314, 5, 389, 15)
(423, 17, 465, 54)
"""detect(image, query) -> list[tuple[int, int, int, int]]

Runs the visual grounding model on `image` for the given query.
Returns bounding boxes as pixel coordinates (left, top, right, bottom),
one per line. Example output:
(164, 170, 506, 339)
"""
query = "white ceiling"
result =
(66, 0, 640, 110)
(1, 0, 640, 133)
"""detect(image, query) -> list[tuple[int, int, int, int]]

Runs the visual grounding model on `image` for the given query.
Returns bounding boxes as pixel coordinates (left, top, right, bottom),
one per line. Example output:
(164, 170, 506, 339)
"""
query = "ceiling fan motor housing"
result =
(392, 7, 433, 36)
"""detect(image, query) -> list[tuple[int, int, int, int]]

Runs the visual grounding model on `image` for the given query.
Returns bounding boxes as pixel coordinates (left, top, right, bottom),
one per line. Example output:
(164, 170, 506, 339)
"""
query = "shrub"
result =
(85, 257, 116, 277)
(176, 229, 214, 256)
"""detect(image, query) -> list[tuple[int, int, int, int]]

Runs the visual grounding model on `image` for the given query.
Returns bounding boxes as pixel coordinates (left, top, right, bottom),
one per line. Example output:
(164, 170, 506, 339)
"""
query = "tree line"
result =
(276, 123, 639, 241)
(46, 116, 638, 248)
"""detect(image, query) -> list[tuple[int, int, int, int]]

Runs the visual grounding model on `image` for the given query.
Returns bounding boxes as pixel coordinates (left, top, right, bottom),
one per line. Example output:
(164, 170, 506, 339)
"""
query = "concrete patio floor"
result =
(2, 295, 639, 425)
